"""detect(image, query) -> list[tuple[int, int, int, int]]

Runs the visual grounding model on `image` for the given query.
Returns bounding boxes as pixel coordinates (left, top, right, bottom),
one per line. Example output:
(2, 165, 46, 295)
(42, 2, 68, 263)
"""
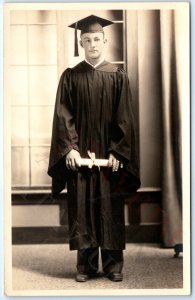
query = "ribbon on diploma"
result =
(77, 150, 123, 169)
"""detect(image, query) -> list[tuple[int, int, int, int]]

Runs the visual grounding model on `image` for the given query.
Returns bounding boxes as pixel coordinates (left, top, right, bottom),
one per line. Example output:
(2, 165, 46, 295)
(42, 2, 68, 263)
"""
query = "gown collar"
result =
(84, 58, 105, 69)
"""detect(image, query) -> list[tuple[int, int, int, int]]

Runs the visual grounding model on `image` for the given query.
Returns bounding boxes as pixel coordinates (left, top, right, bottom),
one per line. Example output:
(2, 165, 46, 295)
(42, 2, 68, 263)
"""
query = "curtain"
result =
(126, 8, 189, 248)
(160, 10, 184, 248)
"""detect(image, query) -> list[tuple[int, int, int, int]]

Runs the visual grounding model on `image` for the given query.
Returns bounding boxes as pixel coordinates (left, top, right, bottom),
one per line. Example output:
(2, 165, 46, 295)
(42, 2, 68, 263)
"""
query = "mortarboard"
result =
(68, 14, 114, 57)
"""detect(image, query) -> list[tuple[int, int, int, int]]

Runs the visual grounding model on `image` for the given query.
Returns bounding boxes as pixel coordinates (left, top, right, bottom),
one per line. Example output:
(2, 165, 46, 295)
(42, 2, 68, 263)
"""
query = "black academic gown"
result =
(48, 60, 140, 250)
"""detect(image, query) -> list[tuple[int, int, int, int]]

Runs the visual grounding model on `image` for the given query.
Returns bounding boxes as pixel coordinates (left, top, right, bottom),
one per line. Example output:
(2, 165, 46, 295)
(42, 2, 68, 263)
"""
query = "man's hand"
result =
(65, 149, 81, 171)
(108, 153, 121, 172)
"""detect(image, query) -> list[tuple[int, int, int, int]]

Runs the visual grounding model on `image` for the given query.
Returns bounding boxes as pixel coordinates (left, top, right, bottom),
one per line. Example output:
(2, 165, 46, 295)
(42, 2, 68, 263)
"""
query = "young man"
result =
(48, 15, 140, 282)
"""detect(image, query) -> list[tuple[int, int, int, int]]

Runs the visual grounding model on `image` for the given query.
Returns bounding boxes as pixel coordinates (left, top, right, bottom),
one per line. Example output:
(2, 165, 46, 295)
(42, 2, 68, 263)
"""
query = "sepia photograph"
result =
(3, 1, 190, 297)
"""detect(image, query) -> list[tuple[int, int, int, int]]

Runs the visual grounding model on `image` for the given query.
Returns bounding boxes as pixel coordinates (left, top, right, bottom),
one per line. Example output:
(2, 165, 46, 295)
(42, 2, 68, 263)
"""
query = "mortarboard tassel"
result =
(74, 22, 79, 57)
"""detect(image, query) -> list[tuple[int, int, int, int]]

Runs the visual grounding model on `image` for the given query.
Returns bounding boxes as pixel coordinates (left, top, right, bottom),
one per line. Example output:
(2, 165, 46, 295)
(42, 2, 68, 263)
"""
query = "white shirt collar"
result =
(85, 58, 105, 69)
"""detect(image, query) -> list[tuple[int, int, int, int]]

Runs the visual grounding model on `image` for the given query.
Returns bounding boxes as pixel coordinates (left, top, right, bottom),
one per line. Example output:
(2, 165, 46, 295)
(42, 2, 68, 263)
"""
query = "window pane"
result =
(11, 66, 28, 105)
(28, 25, 57, 65)
(11, 25, 27, 65)
(27, 10, 56, 24)
(10, 10, 27, 24)
(31, 147, 51, 186)
(104, 23, 124, 62)
(30, 106, 53, 145)
(29, 66, 58, 105)
(12, 147, 29, 186)
(65, 10, 123, 23)
(12, 107, 29, 145)
(95, 10, 123, 20)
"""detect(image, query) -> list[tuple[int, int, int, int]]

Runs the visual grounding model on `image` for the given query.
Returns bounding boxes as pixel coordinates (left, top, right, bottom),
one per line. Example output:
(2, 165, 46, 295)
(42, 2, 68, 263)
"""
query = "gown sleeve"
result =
(48, 69, 79, 195)
(109, 69, 141, 190)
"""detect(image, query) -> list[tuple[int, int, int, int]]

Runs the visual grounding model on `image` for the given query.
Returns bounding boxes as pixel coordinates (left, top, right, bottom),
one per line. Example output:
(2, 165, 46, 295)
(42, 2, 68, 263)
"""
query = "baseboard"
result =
(12, 224, 162, 245)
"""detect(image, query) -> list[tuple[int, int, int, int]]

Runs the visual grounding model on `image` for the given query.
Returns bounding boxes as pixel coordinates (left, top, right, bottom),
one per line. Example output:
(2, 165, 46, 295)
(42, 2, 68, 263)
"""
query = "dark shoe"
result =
(106, 272, 123, 282)
(75, 272, 98, 282)
(75, 272, 89, 282)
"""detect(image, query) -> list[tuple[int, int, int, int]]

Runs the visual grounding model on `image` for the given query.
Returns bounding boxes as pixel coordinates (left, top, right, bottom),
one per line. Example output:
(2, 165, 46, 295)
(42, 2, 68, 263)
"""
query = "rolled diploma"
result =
(78, 158, 109, 168)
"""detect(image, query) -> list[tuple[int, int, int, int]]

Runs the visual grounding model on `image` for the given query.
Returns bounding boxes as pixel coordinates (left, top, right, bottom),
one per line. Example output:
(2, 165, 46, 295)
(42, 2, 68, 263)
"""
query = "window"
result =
(10, 9, 126, 191)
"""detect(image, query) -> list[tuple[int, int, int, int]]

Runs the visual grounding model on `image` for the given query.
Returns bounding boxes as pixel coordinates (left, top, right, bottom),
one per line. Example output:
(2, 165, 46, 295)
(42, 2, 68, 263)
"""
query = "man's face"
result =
(80, 32, 106, 61)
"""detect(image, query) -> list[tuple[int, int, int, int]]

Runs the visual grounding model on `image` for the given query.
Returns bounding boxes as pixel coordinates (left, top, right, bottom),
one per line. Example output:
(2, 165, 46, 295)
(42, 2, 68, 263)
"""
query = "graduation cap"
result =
(68, 14, 114, 57)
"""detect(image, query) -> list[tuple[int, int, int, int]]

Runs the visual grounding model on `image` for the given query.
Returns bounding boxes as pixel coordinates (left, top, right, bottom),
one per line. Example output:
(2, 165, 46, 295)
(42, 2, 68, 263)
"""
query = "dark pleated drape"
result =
(126, 9, 186, 248)
(160, 10, 182, 247)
